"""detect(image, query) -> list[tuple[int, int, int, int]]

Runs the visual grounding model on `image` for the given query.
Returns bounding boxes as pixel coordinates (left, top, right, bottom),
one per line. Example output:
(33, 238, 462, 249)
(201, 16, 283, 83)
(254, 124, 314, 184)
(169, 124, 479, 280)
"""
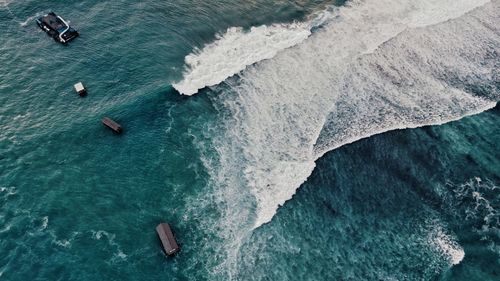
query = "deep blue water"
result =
(0, 0, 499, 280)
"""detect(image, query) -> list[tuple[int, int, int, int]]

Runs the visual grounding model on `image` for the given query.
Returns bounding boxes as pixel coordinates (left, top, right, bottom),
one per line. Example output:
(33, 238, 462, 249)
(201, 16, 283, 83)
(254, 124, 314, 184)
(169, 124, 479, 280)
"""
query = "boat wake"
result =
(185, 0, 499, 278)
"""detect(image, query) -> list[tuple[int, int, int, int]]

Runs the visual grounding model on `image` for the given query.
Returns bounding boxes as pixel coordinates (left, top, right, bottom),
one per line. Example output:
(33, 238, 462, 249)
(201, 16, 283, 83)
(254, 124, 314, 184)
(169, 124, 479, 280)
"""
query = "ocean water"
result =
(0, 0, 498, 280)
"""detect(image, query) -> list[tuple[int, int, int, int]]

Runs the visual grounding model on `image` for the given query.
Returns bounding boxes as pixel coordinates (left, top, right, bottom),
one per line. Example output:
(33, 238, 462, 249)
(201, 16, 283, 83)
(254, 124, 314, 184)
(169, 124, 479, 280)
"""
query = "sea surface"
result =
(0, 0, 499, 280)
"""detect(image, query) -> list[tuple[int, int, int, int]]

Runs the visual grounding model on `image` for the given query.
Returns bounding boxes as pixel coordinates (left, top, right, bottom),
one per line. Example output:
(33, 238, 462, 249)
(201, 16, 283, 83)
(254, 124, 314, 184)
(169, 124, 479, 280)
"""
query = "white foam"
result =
(91, 230, 127, 260)
(0, 186, 17, 197)
(53, 238, 71, 248)
(219, 0, 497, 229)
(428, 222, 465, 265)
(0, 223, 12, 234)
(174, 0, 491, 96)
(49, 231, 79, 249)
(173, 23, 312, 95)
(190, 0, 498, 277)
(40, 216, 49, 230)
(445, 177, 499, 233)
(19, 13, 44, 27)
(92, 230, 108, 240)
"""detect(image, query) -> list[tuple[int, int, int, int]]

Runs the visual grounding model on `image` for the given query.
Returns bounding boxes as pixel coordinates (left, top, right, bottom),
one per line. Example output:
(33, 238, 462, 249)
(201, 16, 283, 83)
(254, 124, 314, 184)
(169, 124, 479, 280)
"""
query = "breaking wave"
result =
(215, 0, 497, 227)
(188, 0, 499, 277)
(173, 23, 313, 95)
(173, 7, 340, 96)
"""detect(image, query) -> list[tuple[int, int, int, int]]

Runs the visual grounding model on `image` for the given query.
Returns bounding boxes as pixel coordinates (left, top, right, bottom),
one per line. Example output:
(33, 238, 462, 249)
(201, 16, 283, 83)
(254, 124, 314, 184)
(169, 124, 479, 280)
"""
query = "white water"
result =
(444, 177, 499, 244)
(173, 23, 312, 95)
(428, 221, 466, 265)
(19, 12, 44, 27)
(189, 0, 499, 278)
(214, 0, 498, 228)
(174, 0, 492, 96)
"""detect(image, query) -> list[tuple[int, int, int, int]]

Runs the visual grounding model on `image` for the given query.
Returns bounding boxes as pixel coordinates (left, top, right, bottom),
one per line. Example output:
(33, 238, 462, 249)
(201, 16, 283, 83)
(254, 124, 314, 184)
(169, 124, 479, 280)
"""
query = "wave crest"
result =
(173, 23, 312, 95)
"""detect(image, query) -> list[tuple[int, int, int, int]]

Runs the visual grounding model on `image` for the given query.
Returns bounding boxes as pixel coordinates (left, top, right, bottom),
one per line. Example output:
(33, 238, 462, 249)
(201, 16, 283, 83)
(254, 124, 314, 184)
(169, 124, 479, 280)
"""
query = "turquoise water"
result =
(237, 106, 500, 280)
(0, 0, 499, 280)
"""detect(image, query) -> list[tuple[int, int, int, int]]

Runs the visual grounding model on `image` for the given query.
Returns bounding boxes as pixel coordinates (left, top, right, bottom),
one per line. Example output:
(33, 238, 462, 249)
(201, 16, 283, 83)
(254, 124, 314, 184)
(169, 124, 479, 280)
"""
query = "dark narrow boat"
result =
(36, 12, 79, 44)
(102, 117, 123, 134)
(156, 223, 180, 256)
